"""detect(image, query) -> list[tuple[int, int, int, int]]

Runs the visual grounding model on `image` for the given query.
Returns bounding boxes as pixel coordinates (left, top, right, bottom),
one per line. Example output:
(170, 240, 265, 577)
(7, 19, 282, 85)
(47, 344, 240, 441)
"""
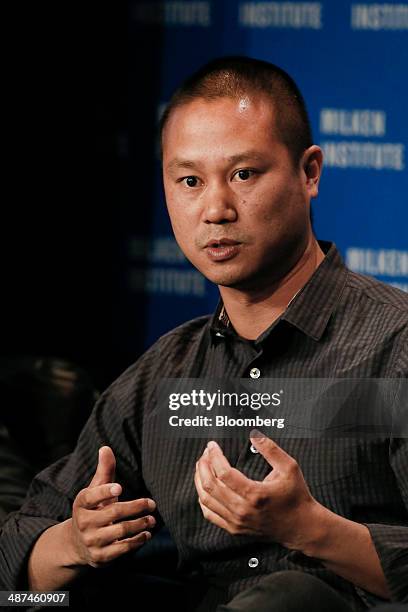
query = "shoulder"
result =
(345, 269, 408, 314)
(340, 270, 408, 374)
(155, 314, 212, 347)
(340, 269, 408, 334)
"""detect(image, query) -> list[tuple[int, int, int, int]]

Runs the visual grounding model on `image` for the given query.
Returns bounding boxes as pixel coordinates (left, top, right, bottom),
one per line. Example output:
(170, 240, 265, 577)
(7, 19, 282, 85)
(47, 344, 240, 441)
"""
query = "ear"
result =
(302, 145, 323, 199)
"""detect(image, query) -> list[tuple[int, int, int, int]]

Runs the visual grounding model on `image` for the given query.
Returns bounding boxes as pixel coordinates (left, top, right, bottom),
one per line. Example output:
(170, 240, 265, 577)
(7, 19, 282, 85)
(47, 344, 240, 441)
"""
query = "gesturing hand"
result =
(70, 446, 156, 568)
(194, 432, 320, 552)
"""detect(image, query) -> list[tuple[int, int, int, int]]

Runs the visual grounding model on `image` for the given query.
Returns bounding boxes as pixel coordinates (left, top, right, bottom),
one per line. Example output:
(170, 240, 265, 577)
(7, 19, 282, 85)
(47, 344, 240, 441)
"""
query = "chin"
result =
(191, 257, 255, 288)
(202, 271, 249, 288)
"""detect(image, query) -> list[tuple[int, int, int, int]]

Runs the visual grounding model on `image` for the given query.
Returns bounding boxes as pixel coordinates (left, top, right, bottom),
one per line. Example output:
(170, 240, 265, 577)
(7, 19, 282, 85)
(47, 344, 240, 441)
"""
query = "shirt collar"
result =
(209, 241, 348, 343)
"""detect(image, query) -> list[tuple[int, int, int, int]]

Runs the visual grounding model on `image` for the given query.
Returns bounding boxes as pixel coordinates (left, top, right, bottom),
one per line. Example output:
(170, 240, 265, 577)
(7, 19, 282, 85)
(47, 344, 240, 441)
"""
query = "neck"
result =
(218, 237, 325, 340)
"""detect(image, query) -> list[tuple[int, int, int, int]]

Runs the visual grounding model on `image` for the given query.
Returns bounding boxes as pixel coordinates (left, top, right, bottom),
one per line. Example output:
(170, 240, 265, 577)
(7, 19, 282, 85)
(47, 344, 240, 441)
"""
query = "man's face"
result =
(162, 94, 318, 291)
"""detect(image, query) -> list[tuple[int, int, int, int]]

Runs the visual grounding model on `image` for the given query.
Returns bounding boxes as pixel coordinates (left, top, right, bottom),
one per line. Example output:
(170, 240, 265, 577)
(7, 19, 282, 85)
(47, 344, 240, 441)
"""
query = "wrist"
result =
(58, 519, 87, 568)
(283, 499, 333, 557)
(298, 501, 340, 559)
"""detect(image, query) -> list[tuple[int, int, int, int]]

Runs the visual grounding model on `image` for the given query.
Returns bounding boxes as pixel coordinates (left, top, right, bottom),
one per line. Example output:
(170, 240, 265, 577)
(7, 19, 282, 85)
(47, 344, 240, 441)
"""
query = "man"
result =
(1, 57, 407, 611)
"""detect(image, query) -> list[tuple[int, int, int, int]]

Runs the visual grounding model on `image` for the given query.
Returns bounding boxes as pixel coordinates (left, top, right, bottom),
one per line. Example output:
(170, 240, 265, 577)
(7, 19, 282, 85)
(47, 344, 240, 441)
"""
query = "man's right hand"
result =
(70, 446, 156, 568)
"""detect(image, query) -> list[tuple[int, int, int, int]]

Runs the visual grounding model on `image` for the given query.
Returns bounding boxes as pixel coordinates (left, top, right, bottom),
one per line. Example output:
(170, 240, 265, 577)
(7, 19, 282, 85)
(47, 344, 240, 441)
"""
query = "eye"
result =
(232, 169, 256, 182)
(182, 176, 199, 188)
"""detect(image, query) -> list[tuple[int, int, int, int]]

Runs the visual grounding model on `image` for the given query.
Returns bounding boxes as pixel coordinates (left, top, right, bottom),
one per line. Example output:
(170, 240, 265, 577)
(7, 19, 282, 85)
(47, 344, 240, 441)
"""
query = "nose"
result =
(202, 181, 238, 224)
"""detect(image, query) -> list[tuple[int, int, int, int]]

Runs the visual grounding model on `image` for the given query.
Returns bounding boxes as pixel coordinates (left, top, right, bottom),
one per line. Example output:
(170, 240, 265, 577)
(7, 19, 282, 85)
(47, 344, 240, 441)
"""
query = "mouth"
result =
(205, 238, 241, 248)
(204, 239, 241, 262)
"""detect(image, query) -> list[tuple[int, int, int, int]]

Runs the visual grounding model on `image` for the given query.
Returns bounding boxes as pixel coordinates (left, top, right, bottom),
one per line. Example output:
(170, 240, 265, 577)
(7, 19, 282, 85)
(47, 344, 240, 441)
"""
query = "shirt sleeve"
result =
(0, 424, 34, 526)
(0, 378, 147, 590)
(364, 373, 408, 604)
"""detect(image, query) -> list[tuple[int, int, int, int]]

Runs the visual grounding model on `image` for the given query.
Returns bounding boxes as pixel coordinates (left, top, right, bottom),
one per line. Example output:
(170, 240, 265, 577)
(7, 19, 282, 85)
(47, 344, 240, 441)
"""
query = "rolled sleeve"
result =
(0, 452, 75, 590)
(365, 522, 408, 602)
(0, 372, 146, 590)
(364, 434, 408, 603)
(0, 515, 63, 590)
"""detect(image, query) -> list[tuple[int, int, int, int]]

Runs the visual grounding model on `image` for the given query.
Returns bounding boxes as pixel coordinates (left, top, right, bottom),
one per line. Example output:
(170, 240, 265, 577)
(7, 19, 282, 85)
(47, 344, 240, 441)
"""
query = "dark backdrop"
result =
(3, 2, 162, 389)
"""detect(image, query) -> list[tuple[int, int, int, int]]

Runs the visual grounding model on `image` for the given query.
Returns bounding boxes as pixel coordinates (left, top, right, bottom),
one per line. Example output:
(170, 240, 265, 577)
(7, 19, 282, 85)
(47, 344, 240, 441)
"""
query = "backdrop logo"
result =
(319, 108, 405, 171)
(351, 3, 408, 30)
(132, 2, 211, 27)
(346, 248, 408, 292)
(239, 2, 322, 28)
(321, 142, 404, 170)
(127, 237, 206, 297)
(320, 109, 386, 137)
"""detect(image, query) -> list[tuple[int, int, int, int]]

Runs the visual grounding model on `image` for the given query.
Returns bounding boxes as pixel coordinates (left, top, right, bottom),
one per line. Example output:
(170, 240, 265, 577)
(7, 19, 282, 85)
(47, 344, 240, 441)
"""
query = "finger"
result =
(91, 498, 156, 528)
(206, 441, 231, 477)
(194, 465, 234, 521)
(198, 497, 259, 536)
(249, 430, 294, 472)
(197, 446, 216, 475)
(92, 531, 152, 565)
(91, 514, 156, 547)
(198, 497, 230, 532)
(76, 483, 122, 510)
(206, 442, 253, 497)
(89, 446, 116, 488)
(196, 455, 244, 515)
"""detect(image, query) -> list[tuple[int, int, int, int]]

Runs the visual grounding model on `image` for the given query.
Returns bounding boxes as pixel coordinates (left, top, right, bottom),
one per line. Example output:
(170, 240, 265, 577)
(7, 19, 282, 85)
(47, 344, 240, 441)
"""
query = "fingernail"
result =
(110, 483, 121, 496)
(250, 428, 265, 442)
(207, 441, 217, 451)
(148, 499, 156, 511)
(144, 531, 152, 541)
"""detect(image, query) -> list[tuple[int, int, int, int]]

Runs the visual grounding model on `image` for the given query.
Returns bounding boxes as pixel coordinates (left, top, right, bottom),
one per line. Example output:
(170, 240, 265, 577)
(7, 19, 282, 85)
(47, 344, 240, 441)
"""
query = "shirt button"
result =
(250, 367, 261, 379)
(248, 557, 259, 568)
(250, 444, 259, 454)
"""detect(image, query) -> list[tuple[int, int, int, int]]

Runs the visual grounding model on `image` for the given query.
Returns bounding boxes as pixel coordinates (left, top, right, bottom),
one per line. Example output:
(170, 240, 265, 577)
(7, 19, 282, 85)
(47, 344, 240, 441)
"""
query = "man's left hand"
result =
(194, 432, 321, 552)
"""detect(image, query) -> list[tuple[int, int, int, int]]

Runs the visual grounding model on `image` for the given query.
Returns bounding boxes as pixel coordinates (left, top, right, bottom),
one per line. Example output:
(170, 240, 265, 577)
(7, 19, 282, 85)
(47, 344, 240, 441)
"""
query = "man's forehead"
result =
(165, 150, 267, 172)
(165, 93, 276, 129)
(162, 94, 279, 162)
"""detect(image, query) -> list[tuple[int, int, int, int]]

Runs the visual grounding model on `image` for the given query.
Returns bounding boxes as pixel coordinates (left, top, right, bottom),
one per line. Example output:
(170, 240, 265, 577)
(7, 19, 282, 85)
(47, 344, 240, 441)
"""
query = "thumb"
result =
(89, 445, 116, 488)
(249, 429, 292, 472)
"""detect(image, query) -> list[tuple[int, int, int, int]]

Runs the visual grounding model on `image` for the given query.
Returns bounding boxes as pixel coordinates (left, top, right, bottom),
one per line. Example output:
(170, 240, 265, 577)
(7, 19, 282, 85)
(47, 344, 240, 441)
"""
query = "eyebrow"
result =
(166, 150, 265, 173)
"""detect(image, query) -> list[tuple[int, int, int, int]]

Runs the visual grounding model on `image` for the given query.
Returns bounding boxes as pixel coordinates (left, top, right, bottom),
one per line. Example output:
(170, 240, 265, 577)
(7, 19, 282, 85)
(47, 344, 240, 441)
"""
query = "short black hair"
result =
(160, 55, 313, 167)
